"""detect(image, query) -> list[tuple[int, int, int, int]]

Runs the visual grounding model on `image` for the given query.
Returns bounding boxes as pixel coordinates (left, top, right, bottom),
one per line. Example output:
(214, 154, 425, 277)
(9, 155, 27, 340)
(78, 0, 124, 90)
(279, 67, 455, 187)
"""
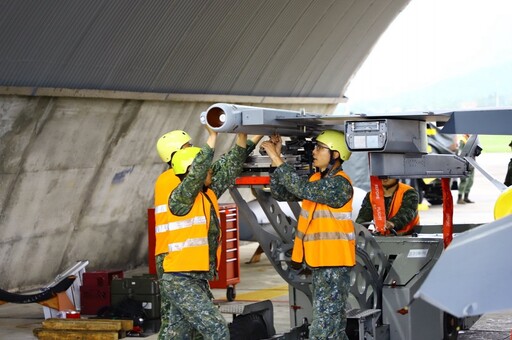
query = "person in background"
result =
(154, 130, 192, 339)
(356, 178, 420, 235)
(260, 130, 355, 340)
(458, 134, 475, 204)
(504, 140, 512, 187)
(160, 126, 262, 339)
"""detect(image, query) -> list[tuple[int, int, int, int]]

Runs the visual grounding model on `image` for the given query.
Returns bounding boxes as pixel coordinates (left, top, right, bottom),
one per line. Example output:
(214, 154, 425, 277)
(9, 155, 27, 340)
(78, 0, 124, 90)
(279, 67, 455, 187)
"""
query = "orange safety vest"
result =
(291, 171, 356, 268)
(162, 188, 221, 272)
(370, 182, 420, 235)
(154, 169, 180, 256)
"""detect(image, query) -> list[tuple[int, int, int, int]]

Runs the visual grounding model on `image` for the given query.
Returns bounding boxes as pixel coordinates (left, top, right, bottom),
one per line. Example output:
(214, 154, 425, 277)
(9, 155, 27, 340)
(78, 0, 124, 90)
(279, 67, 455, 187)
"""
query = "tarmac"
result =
(1, 152, 511, 339)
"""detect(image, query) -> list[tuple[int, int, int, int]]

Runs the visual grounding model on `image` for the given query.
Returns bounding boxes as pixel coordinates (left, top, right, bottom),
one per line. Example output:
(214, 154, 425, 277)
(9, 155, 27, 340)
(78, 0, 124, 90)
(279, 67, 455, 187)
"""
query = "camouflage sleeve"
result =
(355, 192, 373, 224)
(388, 188, 419, 231)
(246, 140, 258, 156)
(269, 164, 301, 202)
(169, 146, 214, 216)
(270, 163, 353, 208)
(209, 144, 248, 198)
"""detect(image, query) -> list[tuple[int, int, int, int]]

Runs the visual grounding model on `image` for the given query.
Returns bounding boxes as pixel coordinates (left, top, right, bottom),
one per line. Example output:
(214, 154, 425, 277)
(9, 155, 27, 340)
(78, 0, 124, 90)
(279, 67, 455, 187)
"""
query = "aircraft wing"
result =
(440, 108, 512, 134)
(277, 110, 452, 125)
(414, 214, 512, 317)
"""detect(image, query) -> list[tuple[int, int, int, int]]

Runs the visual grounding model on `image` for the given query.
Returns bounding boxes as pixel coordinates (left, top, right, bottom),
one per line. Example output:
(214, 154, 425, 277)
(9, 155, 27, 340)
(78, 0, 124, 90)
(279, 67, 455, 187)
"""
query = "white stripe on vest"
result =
(155, 216, 207, 234)
(155, 204, 167, 214)
(168, 237, 208, 252)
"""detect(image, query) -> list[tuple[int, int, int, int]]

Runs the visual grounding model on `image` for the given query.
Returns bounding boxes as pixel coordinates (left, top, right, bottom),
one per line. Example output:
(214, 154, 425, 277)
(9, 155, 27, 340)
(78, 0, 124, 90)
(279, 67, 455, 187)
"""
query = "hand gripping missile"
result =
(200, 103, 326, 137)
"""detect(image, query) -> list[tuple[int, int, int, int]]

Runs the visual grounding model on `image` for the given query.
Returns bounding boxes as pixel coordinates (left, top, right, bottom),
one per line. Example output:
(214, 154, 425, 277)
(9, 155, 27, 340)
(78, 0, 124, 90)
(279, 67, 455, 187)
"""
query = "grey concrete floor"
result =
(1, 152, 511, 339)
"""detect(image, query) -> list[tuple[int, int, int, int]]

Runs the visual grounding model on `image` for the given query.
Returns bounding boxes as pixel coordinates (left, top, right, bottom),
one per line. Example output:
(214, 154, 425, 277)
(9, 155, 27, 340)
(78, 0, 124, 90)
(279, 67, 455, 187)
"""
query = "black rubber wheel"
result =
(229, 313, 268, 340)
(226, 285, 236, 301)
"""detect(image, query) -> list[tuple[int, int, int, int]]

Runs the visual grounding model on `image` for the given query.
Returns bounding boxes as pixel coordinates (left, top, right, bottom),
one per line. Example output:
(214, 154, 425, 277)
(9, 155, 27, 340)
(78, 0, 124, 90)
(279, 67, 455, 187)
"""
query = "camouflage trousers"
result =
(156, 254, 205, 339)
(459, 168, 474, 194)
(155, 254, 183, 340)
(158, 270, 229, 340)
(309, 266, 351, 340)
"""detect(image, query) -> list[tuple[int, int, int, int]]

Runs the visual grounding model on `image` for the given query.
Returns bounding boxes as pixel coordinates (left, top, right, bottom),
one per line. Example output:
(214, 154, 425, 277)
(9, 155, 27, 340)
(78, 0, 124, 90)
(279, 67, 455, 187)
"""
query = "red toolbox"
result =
(80, 270, 123, 315)
(209, 204, 240, 301)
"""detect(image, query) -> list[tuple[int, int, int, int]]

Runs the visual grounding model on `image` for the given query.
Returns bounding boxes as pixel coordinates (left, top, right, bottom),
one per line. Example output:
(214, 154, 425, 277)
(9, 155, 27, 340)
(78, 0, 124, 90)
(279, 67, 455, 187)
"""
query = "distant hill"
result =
(347, 61, 512, 114)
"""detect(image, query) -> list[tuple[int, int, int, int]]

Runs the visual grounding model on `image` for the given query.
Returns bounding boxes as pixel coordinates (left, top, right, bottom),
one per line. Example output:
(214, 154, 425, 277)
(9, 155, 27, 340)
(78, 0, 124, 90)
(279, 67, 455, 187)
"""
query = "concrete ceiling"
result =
(0, 0, 410, 100)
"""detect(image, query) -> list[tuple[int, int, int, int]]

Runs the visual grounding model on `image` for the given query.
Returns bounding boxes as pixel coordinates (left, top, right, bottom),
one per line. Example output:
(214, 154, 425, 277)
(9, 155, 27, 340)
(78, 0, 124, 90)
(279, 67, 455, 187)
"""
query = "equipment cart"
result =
(209, 204, 240, 301)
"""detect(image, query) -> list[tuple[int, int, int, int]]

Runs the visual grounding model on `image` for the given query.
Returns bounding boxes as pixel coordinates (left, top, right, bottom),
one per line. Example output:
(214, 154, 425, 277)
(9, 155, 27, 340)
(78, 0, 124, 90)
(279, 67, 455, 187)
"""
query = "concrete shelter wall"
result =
(0, 95, 335, 291)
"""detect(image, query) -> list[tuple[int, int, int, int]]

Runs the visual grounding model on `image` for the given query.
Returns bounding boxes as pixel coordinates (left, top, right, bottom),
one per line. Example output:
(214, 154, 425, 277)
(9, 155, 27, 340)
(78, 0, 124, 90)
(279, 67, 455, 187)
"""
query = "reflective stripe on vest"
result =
(154, 169, 181, 256)
(291, 170, 356, 267)
(155, 216, 207, 234)
(295, 211, 354, 242)
(155, 204, 167, 214)
(300, 210, 352, 220)
(168, 237, 208, 252)
(303, 231, 355, 242)
(163, 189, 221, 273)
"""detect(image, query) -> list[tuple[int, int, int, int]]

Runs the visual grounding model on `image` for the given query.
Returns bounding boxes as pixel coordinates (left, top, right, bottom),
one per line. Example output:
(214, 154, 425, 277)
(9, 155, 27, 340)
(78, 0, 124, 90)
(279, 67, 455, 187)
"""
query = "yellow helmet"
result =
(156, 130, 191, 163)
(172, 147, 201, 175)
(315, 129, 351, 161)
(494, 186, 512, 220)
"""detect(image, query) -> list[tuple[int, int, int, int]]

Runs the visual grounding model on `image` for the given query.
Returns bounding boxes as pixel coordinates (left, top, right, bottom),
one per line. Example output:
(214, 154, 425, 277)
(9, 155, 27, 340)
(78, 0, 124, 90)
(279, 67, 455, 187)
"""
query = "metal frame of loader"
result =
(200, 103, 511, 339)
(229, 183, 479, 340)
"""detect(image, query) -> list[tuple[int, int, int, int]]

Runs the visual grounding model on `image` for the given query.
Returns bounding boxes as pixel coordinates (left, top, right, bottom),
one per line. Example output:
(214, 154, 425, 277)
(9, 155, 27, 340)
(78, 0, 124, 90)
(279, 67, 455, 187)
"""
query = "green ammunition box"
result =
(110, 276, 160, 320)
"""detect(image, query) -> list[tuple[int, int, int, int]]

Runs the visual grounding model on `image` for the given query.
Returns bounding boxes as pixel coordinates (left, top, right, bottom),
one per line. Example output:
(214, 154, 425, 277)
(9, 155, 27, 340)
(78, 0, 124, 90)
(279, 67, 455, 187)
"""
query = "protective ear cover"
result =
(171, 147, 201, 175)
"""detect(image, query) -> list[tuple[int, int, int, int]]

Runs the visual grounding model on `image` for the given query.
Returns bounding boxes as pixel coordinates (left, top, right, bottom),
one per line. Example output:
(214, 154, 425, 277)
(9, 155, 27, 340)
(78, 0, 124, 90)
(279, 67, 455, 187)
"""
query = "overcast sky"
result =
(344, 0, 512, 104)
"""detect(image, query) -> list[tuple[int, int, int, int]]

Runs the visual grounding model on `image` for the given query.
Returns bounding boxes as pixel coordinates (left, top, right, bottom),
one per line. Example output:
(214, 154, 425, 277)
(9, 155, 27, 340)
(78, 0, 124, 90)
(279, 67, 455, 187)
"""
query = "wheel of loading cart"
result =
(226, 285, 236, 302)
(229, 313, 268, 340)
(348, 224, 390, 310)
(443, 312, 460, 340)
(354, 223, 389, 280)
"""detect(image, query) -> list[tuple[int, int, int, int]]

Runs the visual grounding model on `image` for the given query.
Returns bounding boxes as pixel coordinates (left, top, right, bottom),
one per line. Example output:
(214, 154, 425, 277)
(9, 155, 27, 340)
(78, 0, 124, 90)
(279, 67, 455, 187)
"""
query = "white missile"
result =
(200, 103, 328, 137)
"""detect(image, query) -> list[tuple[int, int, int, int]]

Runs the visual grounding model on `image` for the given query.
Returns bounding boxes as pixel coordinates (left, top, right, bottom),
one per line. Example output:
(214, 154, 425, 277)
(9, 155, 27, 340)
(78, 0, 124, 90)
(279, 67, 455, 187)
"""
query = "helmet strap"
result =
(320, 151, 337, 177)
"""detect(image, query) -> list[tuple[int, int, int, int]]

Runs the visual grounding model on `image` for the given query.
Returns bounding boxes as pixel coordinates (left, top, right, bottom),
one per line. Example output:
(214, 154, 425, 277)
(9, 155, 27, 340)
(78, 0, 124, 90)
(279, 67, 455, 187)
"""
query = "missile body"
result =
(200, 103, 325, 137)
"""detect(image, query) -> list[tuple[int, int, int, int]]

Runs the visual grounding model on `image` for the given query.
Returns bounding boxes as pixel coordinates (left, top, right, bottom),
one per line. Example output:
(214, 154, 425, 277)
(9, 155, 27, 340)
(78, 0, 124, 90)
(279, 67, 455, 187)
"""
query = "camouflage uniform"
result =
(157, 253, 204, 339)
(458, 138, 475, 199)
(270, 163, 353, 340)
(505, 157, 512, 187)
(458, 168, 475, 195)
(310, 267, 351, 340)
(356, 188, 419, 232)
(159, 141, 255, 340)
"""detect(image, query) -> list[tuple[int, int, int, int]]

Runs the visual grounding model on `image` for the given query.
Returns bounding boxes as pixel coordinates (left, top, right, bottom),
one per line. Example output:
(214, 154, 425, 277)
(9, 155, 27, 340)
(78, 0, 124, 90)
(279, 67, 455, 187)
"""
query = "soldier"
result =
(260, 130, 355, 340)
(458, 134, 476, 204)
(159, 125, 262, 339)
(355, 178, 420, 235)
(505, 140, 512, 187)
(154, 130, 192, 339)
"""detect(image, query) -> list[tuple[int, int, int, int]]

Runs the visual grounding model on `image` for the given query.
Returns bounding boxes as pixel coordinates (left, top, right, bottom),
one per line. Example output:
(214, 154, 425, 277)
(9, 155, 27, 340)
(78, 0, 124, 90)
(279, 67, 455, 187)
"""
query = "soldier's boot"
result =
(464, 193, 474, 203)
(457, 194, 465, 204)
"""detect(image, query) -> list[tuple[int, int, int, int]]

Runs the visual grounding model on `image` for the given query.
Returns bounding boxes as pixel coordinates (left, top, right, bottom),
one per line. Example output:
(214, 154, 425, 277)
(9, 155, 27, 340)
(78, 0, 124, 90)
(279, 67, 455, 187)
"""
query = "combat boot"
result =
(457, 194, 465, 204)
